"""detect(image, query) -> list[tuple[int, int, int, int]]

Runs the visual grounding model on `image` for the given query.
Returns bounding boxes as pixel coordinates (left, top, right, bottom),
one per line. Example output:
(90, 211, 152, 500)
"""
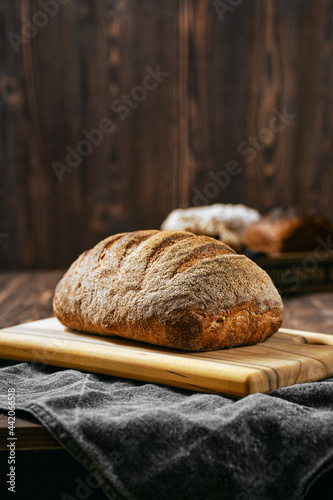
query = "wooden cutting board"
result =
(0, 317, 332, 398)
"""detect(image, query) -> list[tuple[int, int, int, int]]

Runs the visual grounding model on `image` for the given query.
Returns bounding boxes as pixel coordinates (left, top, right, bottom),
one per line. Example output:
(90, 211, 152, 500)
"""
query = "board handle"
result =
(279, 328, 333, 345)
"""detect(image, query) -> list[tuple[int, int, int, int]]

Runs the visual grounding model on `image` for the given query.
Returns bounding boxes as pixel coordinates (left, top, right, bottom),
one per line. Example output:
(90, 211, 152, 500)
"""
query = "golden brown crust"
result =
(53, 230, 283, 351)
(245, 209, 333, 254)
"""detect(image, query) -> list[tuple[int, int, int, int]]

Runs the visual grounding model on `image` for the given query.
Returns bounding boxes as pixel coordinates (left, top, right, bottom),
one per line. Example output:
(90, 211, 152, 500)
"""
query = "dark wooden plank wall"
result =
(1, 0, 333, 269)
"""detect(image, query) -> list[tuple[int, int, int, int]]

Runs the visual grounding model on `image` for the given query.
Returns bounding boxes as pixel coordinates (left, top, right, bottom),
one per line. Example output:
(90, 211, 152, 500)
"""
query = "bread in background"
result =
(160, 204, 261, 252)
(245, 207, 333, 254)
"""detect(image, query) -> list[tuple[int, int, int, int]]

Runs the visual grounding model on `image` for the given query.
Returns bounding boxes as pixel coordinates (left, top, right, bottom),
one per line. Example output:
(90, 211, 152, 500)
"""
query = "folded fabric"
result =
(0, 361, 332, 500)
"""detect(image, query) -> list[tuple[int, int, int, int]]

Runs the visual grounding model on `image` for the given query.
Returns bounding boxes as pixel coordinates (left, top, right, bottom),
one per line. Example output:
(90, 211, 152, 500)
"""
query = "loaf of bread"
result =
(245, 208, 333, 254)
(160, 204, 261, 251)
(53, 230, 283, 351)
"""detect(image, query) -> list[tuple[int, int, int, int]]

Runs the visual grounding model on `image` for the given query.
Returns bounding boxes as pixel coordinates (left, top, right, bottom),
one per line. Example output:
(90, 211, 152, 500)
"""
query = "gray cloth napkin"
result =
(0, 361, 332, 500)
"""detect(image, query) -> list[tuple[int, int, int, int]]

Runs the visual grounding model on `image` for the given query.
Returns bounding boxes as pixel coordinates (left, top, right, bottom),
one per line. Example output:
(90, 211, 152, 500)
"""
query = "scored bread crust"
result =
(53, 230, 283, 351)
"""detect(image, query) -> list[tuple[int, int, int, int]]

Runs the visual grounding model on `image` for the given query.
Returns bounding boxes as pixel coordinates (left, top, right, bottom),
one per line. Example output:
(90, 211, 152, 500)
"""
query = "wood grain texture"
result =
(242, 0, 300, 209)
(0, 270, 63, 328)
(1, 316, 333, 397)
(1, 0, 333, 269)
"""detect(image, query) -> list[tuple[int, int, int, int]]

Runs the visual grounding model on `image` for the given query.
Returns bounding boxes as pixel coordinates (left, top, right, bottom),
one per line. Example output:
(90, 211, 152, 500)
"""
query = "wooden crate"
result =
(253, 251, 333, 295)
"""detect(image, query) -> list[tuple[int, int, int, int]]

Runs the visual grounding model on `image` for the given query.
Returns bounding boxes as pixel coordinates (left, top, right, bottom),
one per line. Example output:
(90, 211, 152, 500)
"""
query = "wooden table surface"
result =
(0, 270, 333, 450)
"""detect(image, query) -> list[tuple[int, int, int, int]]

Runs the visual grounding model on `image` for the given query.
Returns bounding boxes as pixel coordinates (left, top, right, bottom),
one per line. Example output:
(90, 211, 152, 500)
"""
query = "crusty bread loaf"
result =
(245, 208, 333, 254)
(53, 230, 283, 351)
(160, 204, 261, 251)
